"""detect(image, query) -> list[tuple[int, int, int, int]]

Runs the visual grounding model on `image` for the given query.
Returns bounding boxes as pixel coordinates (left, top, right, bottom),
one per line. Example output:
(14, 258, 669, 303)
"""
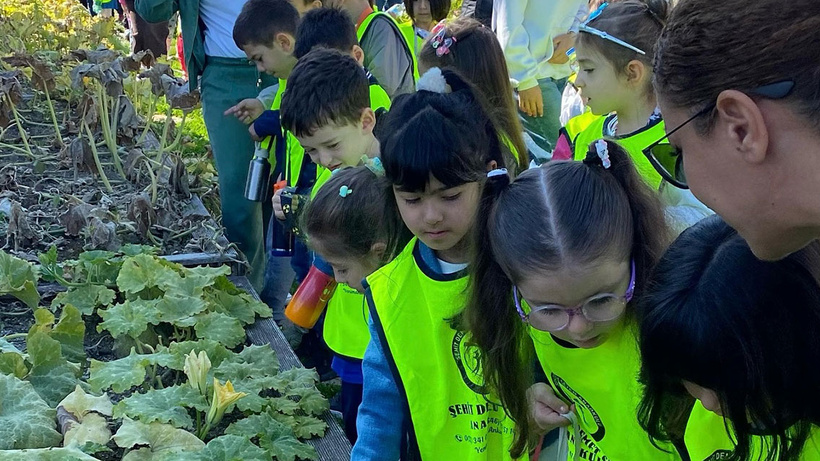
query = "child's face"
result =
(412, 0, 433, 30)
(516, 259, 631, 349)
(319, 251, 381, 293)
(393, 176, 481, 264)
(242, 38, 297, 79)
(682, 381, 724, 417)
(297, 110, 376, 170)
(573, 45, 631, 116)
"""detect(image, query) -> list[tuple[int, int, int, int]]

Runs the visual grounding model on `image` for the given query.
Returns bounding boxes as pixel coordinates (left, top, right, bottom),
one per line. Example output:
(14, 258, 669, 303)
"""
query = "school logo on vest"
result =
(704, 450, 733, 460)
(551, 373, 606, 441)
(451, 330, 486, 394)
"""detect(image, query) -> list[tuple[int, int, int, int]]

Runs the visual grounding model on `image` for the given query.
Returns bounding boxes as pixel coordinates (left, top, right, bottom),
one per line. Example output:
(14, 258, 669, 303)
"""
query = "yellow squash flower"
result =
(206, 378, 247, 426)
(183, 350, 211, 396)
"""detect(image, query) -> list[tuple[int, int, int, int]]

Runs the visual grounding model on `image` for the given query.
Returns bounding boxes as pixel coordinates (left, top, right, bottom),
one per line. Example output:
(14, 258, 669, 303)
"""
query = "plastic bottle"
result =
(284, 266, 338, 328)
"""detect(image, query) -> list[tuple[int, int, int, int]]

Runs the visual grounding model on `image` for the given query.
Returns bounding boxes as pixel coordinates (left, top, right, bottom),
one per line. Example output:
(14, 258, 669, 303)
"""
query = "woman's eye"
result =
(403, 198, 420, 205)
(442, 193, 461, 201)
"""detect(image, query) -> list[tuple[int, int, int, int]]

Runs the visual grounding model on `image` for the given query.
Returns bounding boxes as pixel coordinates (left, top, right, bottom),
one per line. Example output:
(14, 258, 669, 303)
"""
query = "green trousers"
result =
(200, 57, 276, 291)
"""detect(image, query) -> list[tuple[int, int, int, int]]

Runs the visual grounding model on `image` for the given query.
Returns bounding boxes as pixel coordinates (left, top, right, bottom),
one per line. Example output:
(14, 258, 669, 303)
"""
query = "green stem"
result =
(42, 85, 63, 147)
(97, 85, 125, 180)
(157, 105, 173, 158)
(6, 94, 34, 159)
(82, 120, 113, 193)
(163, 111, 188, 153)
(137, 95, 159, 145)
(0, 142, 35, 155)
(1, 333, 28, 341)
(140, 157, 158, 205)
(134, 337, 146, 355)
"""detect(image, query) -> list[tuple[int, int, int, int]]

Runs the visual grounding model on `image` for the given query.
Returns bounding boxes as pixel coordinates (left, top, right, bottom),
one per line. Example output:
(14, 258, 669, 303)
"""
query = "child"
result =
(291, 7, 391, 111)
(557, 0, 711, 231)
(493, 0, 587, 159)
(417, 17, 528, 173)
(464, 139, 682, 460)
(353, 68, 518, 459)
(300, 166, 412, 442)
(400, 0, 451, 57)
(279, 48, 389, 442)
(328, 0, 415, 97)
(637, 216, 820, 461)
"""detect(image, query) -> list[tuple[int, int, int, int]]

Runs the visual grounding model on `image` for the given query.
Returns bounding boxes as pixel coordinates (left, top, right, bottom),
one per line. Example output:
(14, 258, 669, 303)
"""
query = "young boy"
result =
(279, 48, 386, 443)
(328, 0, 415, 98)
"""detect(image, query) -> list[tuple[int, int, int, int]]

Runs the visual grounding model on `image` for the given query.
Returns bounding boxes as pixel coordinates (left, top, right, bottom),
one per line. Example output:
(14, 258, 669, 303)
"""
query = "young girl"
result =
(418, 17, 528, 172)
(554, 0, 711, 231)
(352, 68, 518, 459)
(637, 216, 820, 461)
(300, 165, 411, 443)
(465, 139, 682, 460)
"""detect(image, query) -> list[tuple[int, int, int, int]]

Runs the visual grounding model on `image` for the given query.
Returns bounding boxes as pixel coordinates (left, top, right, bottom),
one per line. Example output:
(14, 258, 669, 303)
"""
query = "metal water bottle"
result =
(244, 147, 271, 202)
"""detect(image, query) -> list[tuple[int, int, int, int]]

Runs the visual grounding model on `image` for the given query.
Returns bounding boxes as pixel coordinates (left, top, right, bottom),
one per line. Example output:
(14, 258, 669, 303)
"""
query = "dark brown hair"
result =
(404, 0, 450, 25)
(464, 140, 671, 456)
(576, 0, 668, 94)
(280, 48, 370, 137)
(301, 166, 411, 262)
(233, 0, 300, 48)
(654, 0, 820, 134)
(418, 18, 528, 171)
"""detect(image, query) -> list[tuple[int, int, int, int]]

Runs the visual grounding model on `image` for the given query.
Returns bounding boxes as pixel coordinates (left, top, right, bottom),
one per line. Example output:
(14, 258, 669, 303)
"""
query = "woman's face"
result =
(516, 259, 631, 349)
(657, 95, 809, 261)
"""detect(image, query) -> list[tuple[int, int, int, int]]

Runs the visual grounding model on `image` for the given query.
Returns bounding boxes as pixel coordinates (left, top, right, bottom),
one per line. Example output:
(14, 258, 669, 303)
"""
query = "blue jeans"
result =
(518, 77, 568, 163)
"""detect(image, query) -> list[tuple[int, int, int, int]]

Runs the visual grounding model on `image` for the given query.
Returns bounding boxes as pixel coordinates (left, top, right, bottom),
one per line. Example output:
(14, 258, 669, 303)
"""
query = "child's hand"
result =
(224, 98, 265, 124)
(549, 32, 576, 64)
(527, 383, 573, 435)
(518, 86, 544, 118)
(272, 188, 286, 221)
(249, 123, 261, 141)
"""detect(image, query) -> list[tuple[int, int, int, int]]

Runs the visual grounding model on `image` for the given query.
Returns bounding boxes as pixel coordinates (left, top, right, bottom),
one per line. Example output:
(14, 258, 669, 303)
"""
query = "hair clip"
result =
(339, 185, 353, 197)
(430, 21, 456, 57)
(416, 67, 449, 93)
(361, 155, 384, 176)
(595, 139, 611, 169)
(487, 168, 508, 178)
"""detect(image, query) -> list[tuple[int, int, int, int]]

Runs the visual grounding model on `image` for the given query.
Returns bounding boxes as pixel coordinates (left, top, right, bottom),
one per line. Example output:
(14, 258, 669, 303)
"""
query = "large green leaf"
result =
(0, 338, 21, 354)
(165, 266, 231, 299)
(97, 299, 160, 339)
(163, 340, 234, 369)
(26, 331, 79, 406)
(193, 312, 245, 348)
(113, 385, 209, 429)
(51, 285, 116, 316)
(0, 250, 40, 309)
(154, 294, 207, 327)
(59, 385, 114, 419)
(195, 435, 269, 461)
(64, 413, 112, 448)
(208, 276, 271, 322)
(232, 376, 281, 413)
(116, 254, 180, 295)
(51, 304, 86, 363)
(287, 387, 329, 417)
(0, 351, 28, 378)
(0, 374, 62, 449)
(0, 447, 98, 460)
(113, 418, 205, 460)
(290, 415, 328, 439)
(226, 410, 317, 461)
(88, 349, 150, 393)
(269, 368, 320, 394)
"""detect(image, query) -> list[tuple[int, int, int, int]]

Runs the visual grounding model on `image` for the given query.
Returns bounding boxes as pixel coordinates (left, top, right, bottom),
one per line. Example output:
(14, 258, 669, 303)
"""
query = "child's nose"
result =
(423, 204, 443, 225)
(566, 313, 594, 336)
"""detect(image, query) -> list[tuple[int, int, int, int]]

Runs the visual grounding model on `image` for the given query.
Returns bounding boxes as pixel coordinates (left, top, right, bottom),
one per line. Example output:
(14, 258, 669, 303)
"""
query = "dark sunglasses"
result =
(642, 80, 796, 190)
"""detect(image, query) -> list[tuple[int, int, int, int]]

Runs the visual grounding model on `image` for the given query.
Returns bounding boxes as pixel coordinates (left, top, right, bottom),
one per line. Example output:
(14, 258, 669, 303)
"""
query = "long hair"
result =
(637, 215, 820, 461)
(418, 18, 527, 170)
(464, 140, 671, 456)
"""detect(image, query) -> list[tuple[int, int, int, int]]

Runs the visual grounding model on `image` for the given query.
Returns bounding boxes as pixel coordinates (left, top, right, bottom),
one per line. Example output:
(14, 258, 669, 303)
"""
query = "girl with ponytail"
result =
(351, 67, 519, 460)
(464, 139, 680, 460)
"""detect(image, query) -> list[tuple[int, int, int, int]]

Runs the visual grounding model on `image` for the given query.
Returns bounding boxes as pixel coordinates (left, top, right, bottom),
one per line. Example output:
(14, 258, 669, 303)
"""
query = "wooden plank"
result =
(231, 277, 353, 460)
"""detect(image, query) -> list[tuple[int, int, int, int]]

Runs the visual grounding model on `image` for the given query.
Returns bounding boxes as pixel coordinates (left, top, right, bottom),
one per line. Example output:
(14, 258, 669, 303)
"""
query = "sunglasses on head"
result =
(642, 80, 796, 190)
(579, 2, 646, 56)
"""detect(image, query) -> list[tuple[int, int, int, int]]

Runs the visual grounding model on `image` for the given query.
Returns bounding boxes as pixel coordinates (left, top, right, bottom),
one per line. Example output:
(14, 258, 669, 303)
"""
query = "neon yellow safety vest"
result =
(357, 11, 416, 83)
(312, 82, 390, 360)
(685, 401, 820, 460)
(571, 114, 665, 190)
(259, 79, 307, 188)
(529, 321, 682, 461)
(564, 110, 598, 144)
(398, 22, 422, 81)
(365, 239, 518, 459)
